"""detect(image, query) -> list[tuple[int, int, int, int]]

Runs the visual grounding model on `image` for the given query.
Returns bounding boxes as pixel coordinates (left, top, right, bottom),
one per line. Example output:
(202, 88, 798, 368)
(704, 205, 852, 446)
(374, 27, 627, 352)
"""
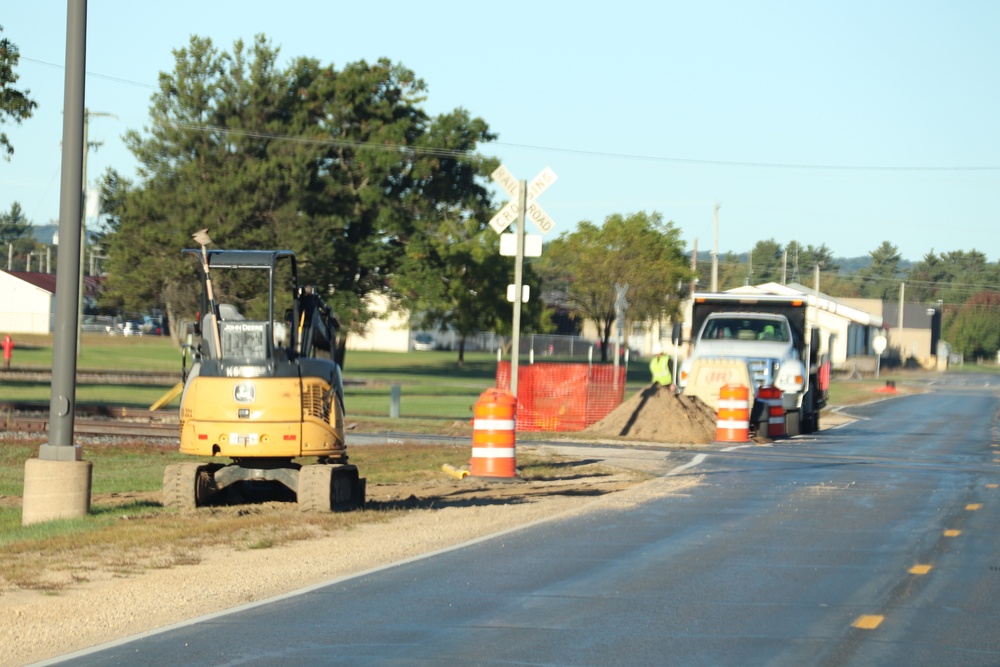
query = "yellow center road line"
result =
(852, 615, 885, 630)
(909, 564, 932, 575)
(987, 484, 999, 489)
(944, 529, 962, 537)
(966, 504, 983, 511)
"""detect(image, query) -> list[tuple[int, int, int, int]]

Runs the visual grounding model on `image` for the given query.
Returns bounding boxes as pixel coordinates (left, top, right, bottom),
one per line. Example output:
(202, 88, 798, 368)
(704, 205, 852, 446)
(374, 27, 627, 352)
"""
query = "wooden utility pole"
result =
(711, 202, 720, 292)
(898, 282, 905, 361)
(690, 238, 698, 296)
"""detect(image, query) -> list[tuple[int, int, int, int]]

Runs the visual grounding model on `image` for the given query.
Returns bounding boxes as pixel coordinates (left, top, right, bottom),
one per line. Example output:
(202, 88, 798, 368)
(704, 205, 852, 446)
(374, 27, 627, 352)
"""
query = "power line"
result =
(22, 57, 1000, 173)
(22, 57, 157, 90)
(495, 142, 1000, 173)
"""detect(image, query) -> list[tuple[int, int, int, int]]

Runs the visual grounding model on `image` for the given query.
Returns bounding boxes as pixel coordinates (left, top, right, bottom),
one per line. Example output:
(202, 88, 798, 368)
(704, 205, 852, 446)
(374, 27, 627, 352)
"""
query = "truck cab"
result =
(681, 312, 807, 395)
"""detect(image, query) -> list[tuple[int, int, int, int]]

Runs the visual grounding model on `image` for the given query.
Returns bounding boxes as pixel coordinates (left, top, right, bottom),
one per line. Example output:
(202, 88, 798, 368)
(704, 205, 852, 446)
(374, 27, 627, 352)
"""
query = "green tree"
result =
(714, 252, 748, 291)
(785, 241, 840, 284)
(0, 201, 30, 244)
(748, 239, 783, 284)
(905, 251, 947, 303)
(855, 241, 902, 299)
(101, 36, 497, 362)
(0, 25, 37, 160)
(945, 291, 1000, 361)
(537, 211, 691, 361)
(818, 272, 861, 298)
(936, 250, 998, 306)
(0, 201, 40, 271)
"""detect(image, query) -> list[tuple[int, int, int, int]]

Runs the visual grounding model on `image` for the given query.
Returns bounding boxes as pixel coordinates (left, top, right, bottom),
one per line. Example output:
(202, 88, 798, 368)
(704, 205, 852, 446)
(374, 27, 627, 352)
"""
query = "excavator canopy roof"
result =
(182, 249, 296, 270)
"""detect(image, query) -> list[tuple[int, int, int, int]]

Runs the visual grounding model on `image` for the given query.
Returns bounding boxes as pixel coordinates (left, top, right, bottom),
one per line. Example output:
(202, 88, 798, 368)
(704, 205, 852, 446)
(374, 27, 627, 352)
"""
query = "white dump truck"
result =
(677, 293, 831, 435)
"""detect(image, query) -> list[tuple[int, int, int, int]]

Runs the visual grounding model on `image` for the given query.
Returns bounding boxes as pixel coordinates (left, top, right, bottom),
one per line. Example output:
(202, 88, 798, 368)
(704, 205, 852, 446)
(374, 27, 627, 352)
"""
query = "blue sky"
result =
(2, 1, 998, 262)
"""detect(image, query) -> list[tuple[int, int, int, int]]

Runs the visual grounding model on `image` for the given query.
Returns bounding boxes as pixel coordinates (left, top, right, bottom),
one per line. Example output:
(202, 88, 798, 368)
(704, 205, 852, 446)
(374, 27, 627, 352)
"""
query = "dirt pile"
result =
(585, 385, 719, 444)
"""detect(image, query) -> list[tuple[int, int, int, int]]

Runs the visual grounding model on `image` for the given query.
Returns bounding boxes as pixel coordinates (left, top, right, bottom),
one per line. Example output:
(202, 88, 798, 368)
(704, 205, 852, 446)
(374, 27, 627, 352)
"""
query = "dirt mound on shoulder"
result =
(585, 385, 718, 444)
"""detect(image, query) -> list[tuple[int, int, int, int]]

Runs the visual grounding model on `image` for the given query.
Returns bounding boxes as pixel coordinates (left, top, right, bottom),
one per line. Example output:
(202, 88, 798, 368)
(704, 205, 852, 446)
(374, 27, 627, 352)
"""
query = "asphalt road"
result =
(50, 382, 1000, 666)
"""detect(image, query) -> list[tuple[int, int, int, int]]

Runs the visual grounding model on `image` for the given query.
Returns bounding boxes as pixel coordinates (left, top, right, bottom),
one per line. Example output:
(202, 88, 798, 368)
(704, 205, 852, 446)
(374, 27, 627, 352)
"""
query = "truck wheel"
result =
(163, 462, 213, 510)
(298, 464, 365, 512)
(785, 410, 802, 437)
(803, 411, 820, 434)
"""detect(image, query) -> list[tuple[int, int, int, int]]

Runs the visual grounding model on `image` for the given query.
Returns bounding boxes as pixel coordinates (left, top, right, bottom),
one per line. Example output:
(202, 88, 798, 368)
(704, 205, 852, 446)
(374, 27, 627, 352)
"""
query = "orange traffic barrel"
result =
(758, 385, 786, 438)
(471, 389, 517, 478)
(716, 384, 750, 443)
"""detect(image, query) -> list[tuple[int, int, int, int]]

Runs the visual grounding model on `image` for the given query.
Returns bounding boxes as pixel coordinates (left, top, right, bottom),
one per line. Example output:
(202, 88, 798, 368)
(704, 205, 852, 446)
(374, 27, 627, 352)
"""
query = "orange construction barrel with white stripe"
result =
(471, 389, 517, 478)
(716, 383, 750, 443)
(758, 385, 786, 438)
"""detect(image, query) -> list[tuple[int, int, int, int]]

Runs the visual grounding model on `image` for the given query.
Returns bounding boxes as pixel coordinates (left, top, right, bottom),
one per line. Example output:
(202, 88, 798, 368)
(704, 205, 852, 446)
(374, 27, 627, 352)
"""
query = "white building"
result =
(0, 271, 101, 335)
(344, 292, 411, 352)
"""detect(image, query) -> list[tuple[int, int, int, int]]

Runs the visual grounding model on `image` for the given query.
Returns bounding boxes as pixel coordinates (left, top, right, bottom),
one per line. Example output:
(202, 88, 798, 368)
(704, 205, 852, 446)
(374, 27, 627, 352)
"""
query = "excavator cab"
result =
(164, 248, 362, 512)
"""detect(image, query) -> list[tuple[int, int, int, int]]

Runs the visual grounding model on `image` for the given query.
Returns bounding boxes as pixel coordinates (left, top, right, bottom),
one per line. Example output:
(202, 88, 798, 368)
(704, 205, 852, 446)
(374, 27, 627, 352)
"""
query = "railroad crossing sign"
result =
(488, 164, 558, 398)
(489, 165, 558, 235)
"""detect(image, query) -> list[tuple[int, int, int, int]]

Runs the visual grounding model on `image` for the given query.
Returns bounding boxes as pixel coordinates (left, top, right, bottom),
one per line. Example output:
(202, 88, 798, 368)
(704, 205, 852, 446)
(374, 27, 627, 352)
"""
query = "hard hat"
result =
(651, 342, 663, 355)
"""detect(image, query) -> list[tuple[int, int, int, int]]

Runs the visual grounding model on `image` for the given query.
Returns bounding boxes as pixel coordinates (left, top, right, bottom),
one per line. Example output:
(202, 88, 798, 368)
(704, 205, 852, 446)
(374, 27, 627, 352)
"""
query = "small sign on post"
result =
(873, 334, 887, 378)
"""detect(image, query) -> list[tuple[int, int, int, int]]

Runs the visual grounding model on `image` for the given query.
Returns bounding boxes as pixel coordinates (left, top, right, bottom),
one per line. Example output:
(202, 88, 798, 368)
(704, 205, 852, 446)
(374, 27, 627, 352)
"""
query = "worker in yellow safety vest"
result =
(649, 342, 674, 390)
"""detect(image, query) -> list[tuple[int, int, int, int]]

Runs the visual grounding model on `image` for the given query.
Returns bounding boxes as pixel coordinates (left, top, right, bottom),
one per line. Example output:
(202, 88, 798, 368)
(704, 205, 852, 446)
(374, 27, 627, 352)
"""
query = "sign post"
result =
(614, 283, 628, 371)
(490, 165, 558, 397)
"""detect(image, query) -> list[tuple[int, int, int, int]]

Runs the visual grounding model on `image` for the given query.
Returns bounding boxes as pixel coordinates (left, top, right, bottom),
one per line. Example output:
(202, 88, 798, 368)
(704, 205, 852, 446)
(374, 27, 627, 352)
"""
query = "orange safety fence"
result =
(496, 361, 627, 432)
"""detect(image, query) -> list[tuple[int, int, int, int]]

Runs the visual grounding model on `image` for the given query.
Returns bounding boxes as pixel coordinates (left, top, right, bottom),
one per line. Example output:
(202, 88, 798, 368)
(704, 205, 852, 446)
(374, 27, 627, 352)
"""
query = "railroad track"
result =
(0, 369, 183, 386)
(0, 403, 179, 440)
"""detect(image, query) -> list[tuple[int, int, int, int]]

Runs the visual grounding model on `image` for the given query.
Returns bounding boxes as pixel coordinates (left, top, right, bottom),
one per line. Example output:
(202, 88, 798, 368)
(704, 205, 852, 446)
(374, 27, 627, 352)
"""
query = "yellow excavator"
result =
(162, 242, 364, 511)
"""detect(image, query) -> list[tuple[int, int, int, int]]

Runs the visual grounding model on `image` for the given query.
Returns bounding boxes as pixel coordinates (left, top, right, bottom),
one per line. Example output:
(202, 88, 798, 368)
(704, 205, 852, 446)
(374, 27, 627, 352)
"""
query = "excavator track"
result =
(298, 464, 365, 512)
(163, 462, 221, 510)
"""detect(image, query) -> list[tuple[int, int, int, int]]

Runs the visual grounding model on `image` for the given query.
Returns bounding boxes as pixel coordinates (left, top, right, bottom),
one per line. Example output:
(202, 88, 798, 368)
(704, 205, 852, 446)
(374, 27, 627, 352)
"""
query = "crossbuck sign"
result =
(489, 166, 558, 235)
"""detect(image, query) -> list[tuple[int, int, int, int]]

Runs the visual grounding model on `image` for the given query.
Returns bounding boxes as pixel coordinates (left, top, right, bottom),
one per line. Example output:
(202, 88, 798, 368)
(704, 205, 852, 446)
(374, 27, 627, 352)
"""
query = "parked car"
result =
(122, 321, 144, 337)
(81, 317, 106, 333)
(107, 321, 144, 337)
(412, 333, 435, 351)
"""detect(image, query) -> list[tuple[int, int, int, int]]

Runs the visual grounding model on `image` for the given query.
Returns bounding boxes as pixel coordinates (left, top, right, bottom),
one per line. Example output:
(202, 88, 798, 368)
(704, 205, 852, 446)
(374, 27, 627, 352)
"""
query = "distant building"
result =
(839, 298, 942, 368)
(344, 292, 410, 352)
(0, 271, 102, 335)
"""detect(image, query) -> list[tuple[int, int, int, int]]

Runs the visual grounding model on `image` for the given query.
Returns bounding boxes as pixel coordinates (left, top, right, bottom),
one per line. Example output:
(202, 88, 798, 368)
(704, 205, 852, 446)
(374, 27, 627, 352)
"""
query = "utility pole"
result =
(77, 109, 115, 354)
(711, 202, 720, 292)
(509, 180, 527, 396)
(898, 281, 905, 362)
(23, 0, 92, 526)
(690, 238, 698, 296)
(781, 251, 787, 285)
